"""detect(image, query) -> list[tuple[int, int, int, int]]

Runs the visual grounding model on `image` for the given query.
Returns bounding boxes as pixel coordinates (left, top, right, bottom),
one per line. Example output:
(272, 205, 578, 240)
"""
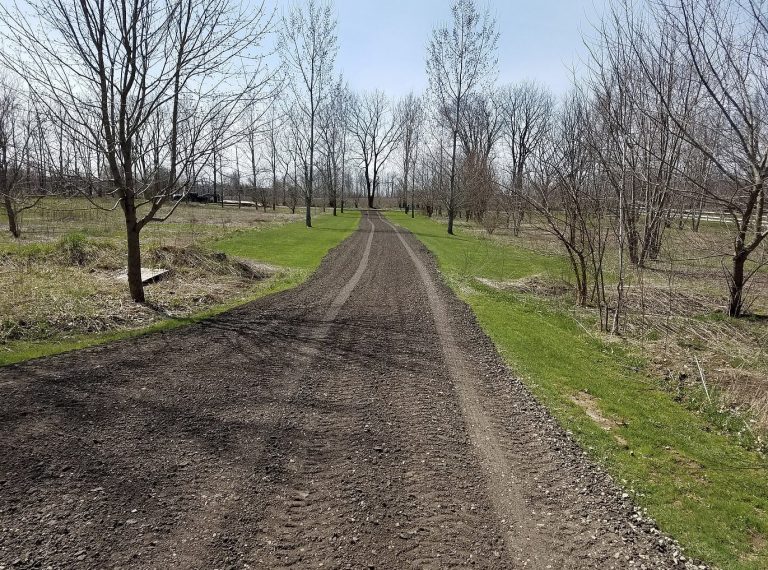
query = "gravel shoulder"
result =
(1, 211, 690, 568)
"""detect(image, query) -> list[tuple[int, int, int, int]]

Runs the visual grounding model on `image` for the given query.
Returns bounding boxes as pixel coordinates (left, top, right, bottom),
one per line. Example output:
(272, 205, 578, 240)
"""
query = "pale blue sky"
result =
(302, 0, 607, 97)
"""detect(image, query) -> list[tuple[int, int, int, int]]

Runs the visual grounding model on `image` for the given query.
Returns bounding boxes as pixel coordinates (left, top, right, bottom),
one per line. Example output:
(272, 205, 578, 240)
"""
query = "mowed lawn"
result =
(387, 211, 768, 570)
(214, 209, 361, 271)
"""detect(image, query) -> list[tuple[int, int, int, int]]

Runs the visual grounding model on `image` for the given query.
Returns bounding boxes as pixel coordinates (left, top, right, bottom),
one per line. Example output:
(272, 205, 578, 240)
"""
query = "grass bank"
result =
(387, 211, 768, 570)
(1, 211, 360, 367)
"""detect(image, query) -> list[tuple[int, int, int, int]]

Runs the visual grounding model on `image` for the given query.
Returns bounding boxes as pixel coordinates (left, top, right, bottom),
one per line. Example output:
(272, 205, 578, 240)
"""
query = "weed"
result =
(57, 232, 92, 265)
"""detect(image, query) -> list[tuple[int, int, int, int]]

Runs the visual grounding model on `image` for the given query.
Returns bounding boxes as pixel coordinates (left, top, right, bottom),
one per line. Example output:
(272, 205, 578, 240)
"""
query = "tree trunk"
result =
(691, 192, 705, 232)
(625, 219, 640, 266)
(331, 166, 337, 216)
(646, 217, 664, 261)
(4, 196, 20, 238)
(447, 128, 459, 235)
(213, 146, 218, 204)
(728, 252, 746, 317)
(123, 198, 145, 303)
(306, 103, 315, 227)
(577, 254, 589, 306)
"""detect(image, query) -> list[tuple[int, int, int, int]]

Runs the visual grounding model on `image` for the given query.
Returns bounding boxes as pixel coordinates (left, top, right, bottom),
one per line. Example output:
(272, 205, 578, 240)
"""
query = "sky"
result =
(300, 0, 608, 98)
(7, 0, 606, 100)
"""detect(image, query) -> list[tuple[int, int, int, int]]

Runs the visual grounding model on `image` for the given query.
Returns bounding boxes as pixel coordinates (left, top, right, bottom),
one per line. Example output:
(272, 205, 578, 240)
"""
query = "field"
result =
(0, 199, 360, 365)
(388, 211, 768, 569)
(455, 213, 768, 432)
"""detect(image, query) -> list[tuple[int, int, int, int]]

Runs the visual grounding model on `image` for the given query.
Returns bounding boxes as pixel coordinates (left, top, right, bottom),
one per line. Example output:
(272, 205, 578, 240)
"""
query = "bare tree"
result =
(278, 0, 337, 227)
(587, 4, 692, 271)
(397, 92, 424, 218)
(352, 172, 365, 209)
(242, 104, 273, 212)
(349, 90, 401, 209)
(285, 102, 311, 211)
(502, 82, 554, 191)
(601, 0, 768, 316)
(0, 83, 45, 238)
(1, 0, 274, 302)
(457, 89, 504, 223)
(275, 120, 297, 210)
(318, 78, 350, 216)
(419, 120, 451, 218)
(265, 106, 284, 211)
(426, 0, 498, 234)
(527, 91, 612, 328)
(500, 81, 554, 235)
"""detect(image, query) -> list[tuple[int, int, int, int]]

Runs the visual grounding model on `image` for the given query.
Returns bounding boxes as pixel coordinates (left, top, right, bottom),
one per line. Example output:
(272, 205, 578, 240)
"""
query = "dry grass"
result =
(465, 213, 768, 437)
(621, 224, 768, 434)
(0, 198, 306, 348)
(621, 281, 768, 433)
(1, 197, 303, 246)
(0, 236, 276, 345)
(475, 274, 571, 297)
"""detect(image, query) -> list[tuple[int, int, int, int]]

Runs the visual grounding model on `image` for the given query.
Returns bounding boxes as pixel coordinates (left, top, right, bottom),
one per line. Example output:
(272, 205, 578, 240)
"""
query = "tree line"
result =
(1, 0, 766, 320)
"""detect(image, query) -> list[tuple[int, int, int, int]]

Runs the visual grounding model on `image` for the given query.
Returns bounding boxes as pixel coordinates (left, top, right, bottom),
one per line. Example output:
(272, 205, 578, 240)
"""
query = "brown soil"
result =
(0, 212, 694, 568)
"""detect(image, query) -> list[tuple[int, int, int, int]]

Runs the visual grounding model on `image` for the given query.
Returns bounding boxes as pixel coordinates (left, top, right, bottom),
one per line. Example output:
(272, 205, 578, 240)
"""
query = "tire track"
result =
(380, 214, 549, 566)
(147, 213, 376, 569)
(248, 212, 509, 568)
(244, 212, 377, 568)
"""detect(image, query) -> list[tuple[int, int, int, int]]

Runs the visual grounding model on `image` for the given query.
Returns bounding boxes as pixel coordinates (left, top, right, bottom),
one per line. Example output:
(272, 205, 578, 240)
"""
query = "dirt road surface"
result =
(1, 212, 689, 568)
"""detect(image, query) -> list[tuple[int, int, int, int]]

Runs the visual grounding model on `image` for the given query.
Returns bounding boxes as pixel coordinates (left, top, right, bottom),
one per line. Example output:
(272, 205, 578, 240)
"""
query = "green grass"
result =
(391, 216, 568, 281)
(387, 211, 768, 570)
(213, 210, 360, 271)
(1, 210, 361, 367)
